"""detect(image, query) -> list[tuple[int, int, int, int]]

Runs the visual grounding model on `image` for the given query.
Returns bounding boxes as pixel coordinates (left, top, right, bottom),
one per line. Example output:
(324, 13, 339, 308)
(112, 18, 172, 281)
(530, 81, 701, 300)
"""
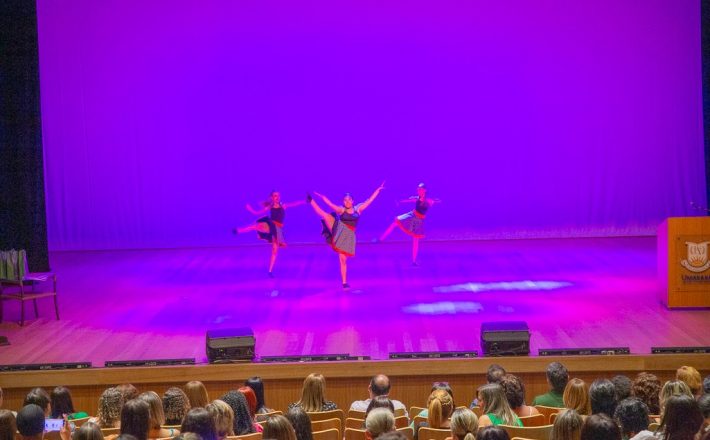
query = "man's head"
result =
(17, 404, 45, 440)
(546, 362, 569, 394)
(365, 407, 395, 440)
(23, 388, 51, 417)
(369, 375, 391, 398)
(486, 364, 506, 384)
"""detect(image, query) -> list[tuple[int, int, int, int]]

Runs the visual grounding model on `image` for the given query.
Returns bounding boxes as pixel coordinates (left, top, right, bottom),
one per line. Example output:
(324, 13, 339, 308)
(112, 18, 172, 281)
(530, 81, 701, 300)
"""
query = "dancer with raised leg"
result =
(307, 182, 385, 289)
(233, 191, 304, 277)
(379, 182, 439, 265)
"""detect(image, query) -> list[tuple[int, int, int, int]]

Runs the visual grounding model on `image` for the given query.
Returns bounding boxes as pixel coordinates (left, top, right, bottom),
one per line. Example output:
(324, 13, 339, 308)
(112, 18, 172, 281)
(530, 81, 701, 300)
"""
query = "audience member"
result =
(611, 375, 632, 401)
(477, 384, 521, 428)
(285, 406, 313, 440)
(657, 394, 703, 440)
(448, 408, 478, 440)
(51, 386, 88, 420)
(563, 378, 590, 416)
(365, 407, 395, 440)
(262, 414, 297, 440)
(476, 426, 509, 440)
(589, 379, 617, 417)
(164, 387, 191, 426)
(614, 398, 652, 440)
(186, 382, 210, 409)
(580, 414, 621, 440)
(532, 362, 568, 408)
(120, 399, 150, 440)
(181, 407, 217, 440)
(244, 377, 273, 414)
(631, 373, 661, 415)
(206, 400, 234, 440)
(499, 374, 540, 417)
(220, 391, 255, 435)
(550, 409, 583, 440)
(350, 375, 407, 417)
(288, 374, 337, 412)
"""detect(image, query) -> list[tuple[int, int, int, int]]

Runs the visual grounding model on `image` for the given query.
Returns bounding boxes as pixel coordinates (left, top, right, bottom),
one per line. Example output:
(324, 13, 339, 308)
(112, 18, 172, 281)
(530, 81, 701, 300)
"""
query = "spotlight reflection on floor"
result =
(433, 280, 572, 293)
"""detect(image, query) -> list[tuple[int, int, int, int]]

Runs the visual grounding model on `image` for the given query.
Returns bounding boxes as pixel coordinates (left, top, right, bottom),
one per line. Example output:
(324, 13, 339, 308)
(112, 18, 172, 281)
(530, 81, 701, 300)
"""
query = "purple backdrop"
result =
(37, 0, 706, 251)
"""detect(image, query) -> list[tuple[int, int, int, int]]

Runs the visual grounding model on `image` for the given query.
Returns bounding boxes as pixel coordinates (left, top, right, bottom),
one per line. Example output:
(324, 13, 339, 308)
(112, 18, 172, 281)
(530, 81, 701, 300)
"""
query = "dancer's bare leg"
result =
(412, 237, 420, 266)
(379, 220, 398, 242)
(268, 242, 278, 276)
(308, 198, 335, 231)
(339, 253, 348, 287)
(235, 223, 269, 234)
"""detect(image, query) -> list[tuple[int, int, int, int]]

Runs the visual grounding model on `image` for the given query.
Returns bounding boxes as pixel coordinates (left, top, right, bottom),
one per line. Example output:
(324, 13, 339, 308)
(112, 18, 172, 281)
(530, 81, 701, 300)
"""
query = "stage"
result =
(1, 236, 709, 367)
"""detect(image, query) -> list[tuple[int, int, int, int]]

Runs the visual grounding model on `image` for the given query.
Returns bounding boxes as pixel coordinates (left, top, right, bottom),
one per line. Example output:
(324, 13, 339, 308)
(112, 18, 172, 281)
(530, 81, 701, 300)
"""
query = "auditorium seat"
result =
(417, 427, 450, 440)
(500, 424, 553, 440)
(310, 418, 341, 437)
(518, 414, 546, 427)
(312, 428, 339, 440)
(0, 249, 59, 326)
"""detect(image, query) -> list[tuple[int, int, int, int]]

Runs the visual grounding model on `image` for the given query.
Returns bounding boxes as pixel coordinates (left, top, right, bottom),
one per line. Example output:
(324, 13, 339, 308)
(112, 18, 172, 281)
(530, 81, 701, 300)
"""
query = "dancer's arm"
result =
(428, 198, 442, 207)
(314, 192, 344, 214)
(246, 203, 269, 216)
(397, 197, 417, 205)
(356, 181, 385, 213)
(282, 200, 306, 209)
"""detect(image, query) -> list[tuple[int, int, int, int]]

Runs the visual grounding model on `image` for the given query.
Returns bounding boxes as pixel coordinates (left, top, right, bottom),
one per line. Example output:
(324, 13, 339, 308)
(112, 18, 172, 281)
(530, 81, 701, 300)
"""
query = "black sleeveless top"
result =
(415, 199, 430, 215)
(270, 205, 285, 224)
(339, 210, 360, 228)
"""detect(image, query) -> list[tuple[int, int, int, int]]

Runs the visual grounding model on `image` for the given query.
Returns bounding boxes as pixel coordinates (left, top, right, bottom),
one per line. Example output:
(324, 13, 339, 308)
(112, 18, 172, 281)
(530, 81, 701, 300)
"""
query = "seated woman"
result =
(138, 391, 180, 439)
(221, 391, 256, 436)
(206, 400, 234, 440)
(288, 374, 337, 412)
(245, 377, 274, 415)
(181, 408, 218, 440)
(120, 399, 151, 440)
(499, 374, 540, 418)
(285, 407, 313, 440)
(476, 384, 522, 428)
(656, 394, 703, 440)
(51, 386, 89, 420)
(563, 378, 591, 417)
(237, 387, 263, 432)
(550, 409, 583, 440)
(447, 408, 478, 440)
(185, 382, 210, 409)
(263, 415, 297, 440)
(163, 387, 191, 426)
(90, 388, 123, 429)
(412, 382, 455, 428)
(425, 389, 454, 430)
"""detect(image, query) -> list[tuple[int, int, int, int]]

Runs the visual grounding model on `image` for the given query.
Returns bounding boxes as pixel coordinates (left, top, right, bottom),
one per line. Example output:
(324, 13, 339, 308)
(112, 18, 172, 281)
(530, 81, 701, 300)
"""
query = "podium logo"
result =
(681, 241, 710, 273)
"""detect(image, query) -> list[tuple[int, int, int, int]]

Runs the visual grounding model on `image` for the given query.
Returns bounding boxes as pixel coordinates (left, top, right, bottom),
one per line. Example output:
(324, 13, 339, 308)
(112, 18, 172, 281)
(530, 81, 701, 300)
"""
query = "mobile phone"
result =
(45, 418, 64, 432)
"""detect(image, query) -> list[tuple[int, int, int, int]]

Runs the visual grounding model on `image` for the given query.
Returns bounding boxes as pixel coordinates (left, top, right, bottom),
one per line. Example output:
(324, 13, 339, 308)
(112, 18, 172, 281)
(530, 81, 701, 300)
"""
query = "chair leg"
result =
(21, 300, 25, 326)
(33, 298, 39, 318)
(54, 295, 60, 320)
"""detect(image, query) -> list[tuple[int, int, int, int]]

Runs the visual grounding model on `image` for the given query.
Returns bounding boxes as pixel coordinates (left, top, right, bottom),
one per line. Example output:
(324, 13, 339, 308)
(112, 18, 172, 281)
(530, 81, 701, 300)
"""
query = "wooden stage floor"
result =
(1, 236, 709, 367)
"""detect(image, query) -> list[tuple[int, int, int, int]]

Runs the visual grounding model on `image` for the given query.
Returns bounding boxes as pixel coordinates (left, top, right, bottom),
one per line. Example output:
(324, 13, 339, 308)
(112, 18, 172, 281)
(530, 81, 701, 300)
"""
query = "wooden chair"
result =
(228, 433, 263, 440)
(649, 422, 660, 433)
(308, 410, 345, 435)
(409, 406, 425, 418)
(412, 415, 427, 431)
(0, 249, 59, 326)
(394, 408, 406, 418)
(394, 416, 409, 429)
(470, 406, 482, 418)
(100, 428, 121, 436)
(346, 418, 365, 429)
(533, 406, 561, 424)
(397, 427, 414, 440)
(70, 417, 91, 428)
(500, 424, 553, 440)
(161, 425, 181, 430)
(312, 428, 340, 440)
(417, 427, 450, 440)
(549, 412, 558, 424)
(311, 418, 342, 437)
(518, 414, 546, 427)
(256, 411, 283, 422)
(344, 428, 366, 440)
(348, 409, 366, 419)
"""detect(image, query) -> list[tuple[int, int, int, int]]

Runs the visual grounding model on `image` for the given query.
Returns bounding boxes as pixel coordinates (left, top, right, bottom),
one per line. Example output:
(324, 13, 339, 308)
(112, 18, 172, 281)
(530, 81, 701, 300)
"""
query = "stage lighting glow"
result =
(403, 301, 484, 315)
(433, 280, 572, 293)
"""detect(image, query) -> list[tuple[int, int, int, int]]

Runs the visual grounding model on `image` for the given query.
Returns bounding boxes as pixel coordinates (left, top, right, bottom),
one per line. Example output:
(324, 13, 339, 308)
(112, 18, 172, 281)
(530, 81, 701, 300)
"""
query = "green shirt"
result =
(487, 413, 523, 427)
(531, 391, 564, 408)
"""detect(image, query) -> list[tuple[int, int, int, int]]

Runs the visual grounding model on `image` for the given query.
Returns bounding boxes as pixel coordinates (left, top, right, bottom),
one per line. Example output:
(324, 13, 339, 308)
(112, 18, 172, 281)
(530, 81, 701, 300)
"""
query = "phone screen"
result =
(45, 418, 64, 432)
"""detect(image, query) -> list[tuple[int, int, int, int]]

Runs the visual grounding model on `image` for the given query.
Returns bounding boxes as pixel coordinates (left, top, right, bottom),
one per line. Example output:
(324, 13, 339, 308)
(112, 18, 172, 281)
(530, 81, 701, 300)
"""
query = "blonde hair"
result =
(550, 409, 583, 440)
(96, 387, 123, 428)
(478, 383, 518, 426)
(297, 374, 328, 412)
(450, 408, 478, 440)
(676, 366, 702, 396)
(659, 380, 692, 416)
(206, 399, 235, 439)
(427, 389, 454, 429)
(563, 378, 591, 416)
(185, 381, 210, 408)
(138, 391, 166, 429)
(263, 414, 297, 440)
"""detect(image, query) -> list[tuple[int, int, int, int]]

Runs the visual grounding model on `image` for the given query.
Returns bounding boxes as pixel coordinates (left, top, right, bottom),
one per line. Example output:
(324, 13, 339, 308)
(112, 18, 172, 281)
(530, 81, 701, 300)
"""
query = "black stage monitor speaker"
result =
(481, 321, 530, 356)
(206, 327, 255, 363)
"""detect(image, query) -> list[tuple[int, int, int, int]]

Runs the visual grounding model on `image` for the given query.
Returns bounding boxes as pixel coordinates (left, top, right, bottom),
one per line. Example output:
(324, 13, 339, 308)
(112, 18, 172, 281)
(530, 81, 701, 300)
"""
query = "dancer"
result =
(233, 191, 304, 277)
(379, 182, 439, 265)
(307, 182, 385, 288)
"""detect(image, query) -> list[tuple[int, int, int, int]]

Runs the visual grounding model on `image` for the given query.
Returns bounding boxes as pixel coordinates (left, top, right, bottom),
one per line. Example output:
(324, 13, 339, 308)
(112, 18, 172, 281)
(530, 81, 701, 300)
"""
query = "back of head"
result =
(220, 391, 254, 436)
(449, 408, 478, 440)
(365, 408, 395, 439)
(244, 377, 266, 412)
(659, 380, 693, 415)
(97, 387, 124, 428)
(0, 409, 17, 440)
(547, 362, 569, 394)
(427, 389, 454, 429)
(206, 399, 234, 438)
(138, 391, 165, 428)
(237, 387, 257, 417)
(611, 375, 632, 401)
(499, 374, 525, 410)
(676, 366, 702, 396)
(181, 407, 217, 440)
(613, 398, 649, 437)
(263, 414, 297, 440)
(659, 394, 704, 440)
(50, 386, 75, 418)
(23, 388, 50, 415)
(285, 406, 313, 440)
(486, 364, 506, 384)
(370, 375, 391, 397)
(476, 426, 510, 440)
(74, 422, 104, 440)
(117, 384, 139, 402)
(478, 384, 516, 426)
(299, 374, 326, 412)
(17, 404, 45, 439)
(551, 409, 583, 440)
(580, 414, 621, 440)
(563, 378, 590, 415)
(366, 396, 394, 418)
(186, 382, 210, 409)
(704, 375, 710, 394)
(164, 387, 191, 426)
(698, 393, 710, 419)
(589, 379, 617, 417)
(374, 432, 408, 440)
(430, 382, 455, 407)
(631, 372, 661, 415)
(121, 399, 151, 440)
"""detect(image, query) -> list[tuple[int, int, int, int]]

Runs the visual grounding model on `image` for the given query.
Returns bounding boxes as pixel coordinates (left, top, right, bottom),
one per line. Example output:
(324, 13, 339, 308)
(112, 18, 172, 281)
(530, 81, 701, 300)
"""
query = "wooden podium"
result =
(658, 217, 710, 308)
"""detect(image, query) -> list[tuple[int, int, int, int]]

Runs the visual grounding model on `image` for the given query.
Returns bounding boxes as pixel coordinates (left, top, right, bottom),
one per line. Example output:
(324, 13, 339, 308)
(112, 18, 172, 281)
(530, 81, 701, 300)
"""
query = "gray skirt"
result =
(396, 211, 425, 238)
(331, 220, 356, 256)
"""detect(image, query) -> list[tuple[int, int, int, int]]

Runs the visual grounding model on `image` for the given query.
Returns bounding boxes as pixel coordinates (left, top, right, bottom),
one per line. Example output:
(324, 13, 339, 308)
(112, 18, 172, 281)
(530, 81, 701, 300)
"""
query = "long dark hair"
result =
(120, 399, 150, 440)
(220, 391, 255, 435)
(659, 394, 704, 440)
(285, 406, 313, 440)
(74, 422, 104, 440)
(51, 386, 76, 418)
(181, 408, 218, 440)
(244, 377, 267, 413)
(0, 410, 17, 440)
